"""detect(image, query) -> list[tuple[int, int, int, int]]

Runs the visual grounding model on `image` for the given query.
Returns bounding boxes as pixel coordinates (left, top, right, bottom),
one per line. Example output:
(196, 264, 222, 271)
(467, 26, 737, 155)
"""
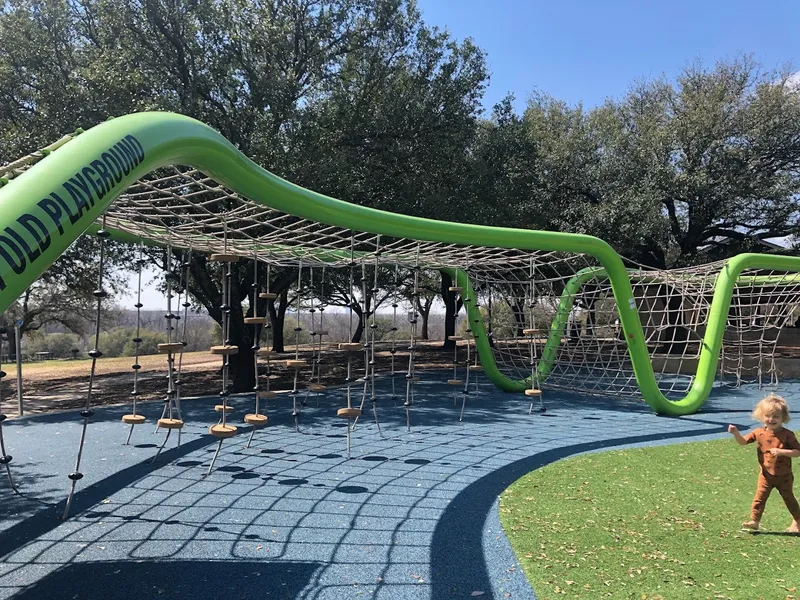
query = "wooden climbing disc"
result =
(209, 253, 239, 262)
(258, 390, 277, 399)
(256, 348, 275, 357)
(210, 345, 239, 355)
(259, 292, 278, 300)
(244, 317, 268, 325)
(522, 329, 537, 336)
(447, 379, 463, 386)
(308, 383, 327, 392)
(447, 335, 463, 341)
(448, 286, 463, 293)
(525, 388, 543, 396)
(244, 413, 268, 426)
(122, 414, 146, 425)
(214, 404, 234, 413)
(157, 342, 184, 354)
(157, 418, 184, 429)
(286, 359, 307, 369)
(338, 342, 363, 352)
(468, 365, 484, 371)
(209, 424, 238, 438)
(337, 407, 362, 419)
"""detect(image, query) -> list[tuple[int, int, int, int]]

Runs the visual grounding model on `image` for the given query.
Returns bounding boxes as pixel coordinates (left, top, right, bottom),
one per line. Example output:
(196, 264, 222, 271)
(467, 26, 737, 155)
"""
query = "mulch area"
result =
(7, 343, 458, 415)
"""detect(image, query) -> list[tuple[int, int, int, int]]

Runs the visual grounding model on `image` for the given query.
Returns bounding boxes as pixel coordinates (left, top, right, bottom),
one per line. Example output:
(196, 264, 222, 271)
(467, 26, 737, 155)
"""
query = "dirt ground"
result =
(1, 344, 457, 416)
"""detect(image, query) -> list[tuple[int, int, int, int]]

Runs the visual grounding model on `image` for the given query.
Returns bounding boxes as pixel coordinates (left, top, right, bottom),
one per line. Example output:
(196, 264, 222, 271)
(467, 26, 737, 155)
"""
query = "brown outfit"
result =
(742, 427, 800, 521)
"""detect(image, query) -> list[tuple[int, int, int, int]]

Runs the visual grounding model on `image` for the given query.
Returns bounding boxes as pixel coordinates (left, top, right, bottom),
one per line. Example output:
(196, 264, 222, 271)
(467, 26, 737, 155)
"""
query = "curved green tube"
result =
(1, 112, 799, 416)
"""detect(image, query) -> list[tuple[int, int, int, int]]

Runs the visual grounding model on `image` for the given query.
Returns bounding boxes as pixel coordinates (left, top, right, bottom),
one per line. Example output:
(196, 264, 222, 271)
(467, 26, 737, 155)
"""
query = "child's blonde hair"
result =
(752, 394, 791, 424)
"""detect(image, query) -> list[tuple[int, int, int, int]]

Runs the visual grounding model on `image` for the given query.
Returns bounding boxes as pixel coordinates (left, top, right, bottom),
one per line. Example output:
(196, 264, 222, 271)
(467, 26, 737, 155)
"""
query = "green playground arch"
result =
(1, 111, 800, 416)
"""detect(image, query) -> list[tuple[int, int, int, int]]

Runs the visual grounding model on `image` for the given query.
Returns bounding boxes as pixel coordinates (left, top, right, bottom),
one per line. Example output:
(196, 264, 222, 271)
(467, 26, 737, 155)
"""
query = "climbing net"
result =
(5, 150, 800, 403)
(473, 259, 800, 399)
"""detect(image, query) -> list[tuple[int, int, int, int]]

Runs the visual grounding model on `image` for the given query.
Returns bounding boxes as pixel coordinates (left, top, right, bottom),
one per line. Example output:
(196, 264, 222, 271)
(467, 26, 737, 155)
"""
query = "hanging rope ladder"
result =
(122, 242, 146, 443)
(0, 327, 17, 492)
(524, 258, 545, 414)
(336, 238, 363, 456)
(256, 264, 278, 418)
(206, 224, 240, 475)
(404, 246, 422, 432)
(153, 242, 187, 461)
(62, 215, 110, 519)
(244, 252, 269, 447)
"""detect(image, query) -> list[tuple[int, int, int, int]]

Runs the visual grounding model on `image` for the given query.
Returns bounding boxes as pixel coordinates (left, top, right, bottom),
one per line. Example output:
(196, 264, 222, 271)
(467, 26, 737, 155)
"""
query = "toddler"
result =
(728, 394, 800, 533)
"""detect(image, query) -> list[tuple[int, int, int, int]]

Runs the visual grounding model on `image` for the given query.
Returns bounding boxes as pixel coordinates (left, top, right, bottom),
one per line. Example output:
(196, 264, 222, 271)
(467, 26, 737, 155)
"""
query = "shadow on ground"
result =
(10, 559, 322, 600)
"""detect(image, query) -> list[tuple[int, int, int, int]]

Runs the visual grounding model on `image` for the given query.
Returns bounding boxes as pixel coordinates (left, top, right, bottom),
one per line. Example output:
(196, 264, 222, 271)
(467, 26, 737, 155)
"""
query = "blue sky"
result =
(416, 0, 800, 114)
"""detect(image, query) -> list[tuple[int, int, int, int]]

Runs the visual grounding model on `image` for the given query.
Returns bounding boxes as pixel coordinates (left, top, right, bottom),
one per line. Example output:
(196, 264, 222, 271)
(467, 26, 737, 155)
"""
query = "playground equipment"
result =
(243, 252, 269, 449)
(121, 243, 146, 443)
(0, 328, 17, 492)
(3, 113, 800, 416)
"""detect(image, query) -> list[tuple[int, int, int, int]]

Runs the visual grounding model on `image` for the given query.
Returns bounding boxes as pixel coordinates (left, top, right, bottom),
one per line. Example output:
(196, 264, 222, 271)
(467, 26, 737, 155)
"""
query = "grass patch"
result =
(499, 436, 800, 599)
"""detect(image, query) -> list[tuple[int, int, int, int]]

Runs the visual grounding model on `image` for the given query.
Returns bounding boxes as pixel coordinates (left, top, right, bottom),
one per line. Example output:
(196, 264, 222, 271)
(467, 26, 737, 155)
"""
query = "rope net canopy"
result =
(2, 112, 800, 416)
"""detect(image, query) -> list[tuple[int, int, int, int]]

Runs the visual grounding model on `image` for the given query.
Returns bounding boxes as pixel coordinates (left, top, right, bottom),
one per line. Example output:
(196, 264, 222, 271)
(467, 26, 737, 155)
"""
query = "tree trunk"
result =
(227, 312, 256, 393)
(415, 297, 432, 340)
(4, 326, 17, 362)
(269, 290, 290, 353)
(440, 272, 463, 349)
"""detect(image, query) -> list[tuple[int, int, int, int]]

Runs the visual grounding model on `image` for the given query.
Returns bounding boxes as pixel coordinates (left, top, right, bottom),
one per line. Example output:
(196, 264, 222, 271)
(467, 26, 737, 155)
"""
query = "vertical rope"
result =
(221, 262, 232, 427)
(123, 242, 145, 446)
(175, 246, 192, 421)
(318, 266, 326, 387)
(63, 216, 109, 519)
(390, 264, 399, 405)
(404, 246, 420, 432)
(132, 243, 144, 415)
(263, 264, 273, 406)
(164, 244, 177, 421)
(370, 253, 379, 409)
(0, 326, 17, 491)
(252, 252, 261, 416)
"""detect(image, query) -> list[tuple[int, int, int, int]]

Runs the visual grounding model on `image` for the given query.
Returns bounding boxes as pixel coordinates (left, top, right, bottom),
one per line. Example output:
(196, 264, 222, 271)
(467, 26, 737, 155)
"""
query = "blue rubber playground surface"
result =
(0, 373, 783, 599)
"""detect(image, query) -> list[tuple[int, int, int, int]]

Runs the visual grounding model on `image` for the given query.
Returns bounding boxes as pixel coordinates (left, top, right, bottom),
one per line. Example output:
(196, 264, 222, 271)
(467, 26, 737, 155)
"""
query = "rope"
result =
(404, 245, 421, 432)
(0, 326, 18, 491)
(63, 214, 109, 519)
(124, 241, 145, 446)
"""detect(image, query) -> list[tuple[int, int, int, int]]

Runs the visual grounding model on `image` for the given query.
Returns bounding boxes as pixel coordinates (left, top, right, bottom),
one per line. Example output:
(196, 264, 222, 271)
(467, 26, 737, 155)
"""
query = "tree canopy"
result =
(467, 57, 800, 268)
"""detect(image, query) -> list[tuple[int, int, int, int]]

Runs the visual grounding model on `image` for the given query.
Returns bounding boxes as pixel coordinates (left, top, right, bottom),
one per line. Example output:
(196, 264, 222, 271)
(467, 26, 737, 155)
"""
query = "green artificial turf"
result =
(499, 436, 800, 600)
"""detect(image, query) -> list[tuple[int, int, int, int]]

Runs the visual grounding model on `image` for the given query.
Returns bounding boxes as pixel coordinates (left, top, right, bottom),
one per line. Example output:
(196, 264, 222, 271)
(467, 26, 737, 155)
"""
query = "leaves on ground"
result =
(500, 437, 800, 599)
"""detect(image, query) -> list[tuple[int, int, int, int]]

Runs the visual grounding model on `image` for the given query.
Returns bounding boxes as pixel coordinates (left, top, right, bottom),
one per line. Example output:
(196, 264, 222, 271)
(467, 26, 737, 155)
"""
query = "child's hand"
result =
(728, 424, 738, 434)
(768, 448, 782, 456)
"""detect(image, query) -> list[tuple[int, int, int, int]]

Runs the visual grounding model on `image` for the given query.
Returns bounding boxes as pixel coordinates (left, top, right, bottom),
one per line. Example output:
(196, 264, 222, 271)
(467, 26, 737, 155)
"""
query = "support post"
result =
(14, 321, 22, 416)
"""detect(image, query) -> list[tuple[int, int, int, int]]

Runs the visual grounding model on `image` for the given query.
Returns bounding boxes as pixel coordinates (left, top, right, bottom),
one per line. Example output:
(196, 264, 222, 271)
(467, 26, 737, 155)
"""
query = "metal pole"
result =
(14, 321, 22, 416)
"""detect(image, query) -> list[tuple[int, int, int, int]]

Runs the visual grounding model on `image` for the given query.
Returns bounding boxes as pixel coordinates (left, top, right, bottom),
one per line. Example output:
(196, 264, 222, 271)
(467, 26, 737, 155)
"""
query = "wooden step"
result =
(337, 407, 362, 419)
(157, 342, 184, 354)
(244, 317, 268, 325)
(210, 345, 239, 356)
(209, 424, 238, 438)
(244, 414, 268, 427)
(338, 342, 363, 352)
(122, 414, 146, 425)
